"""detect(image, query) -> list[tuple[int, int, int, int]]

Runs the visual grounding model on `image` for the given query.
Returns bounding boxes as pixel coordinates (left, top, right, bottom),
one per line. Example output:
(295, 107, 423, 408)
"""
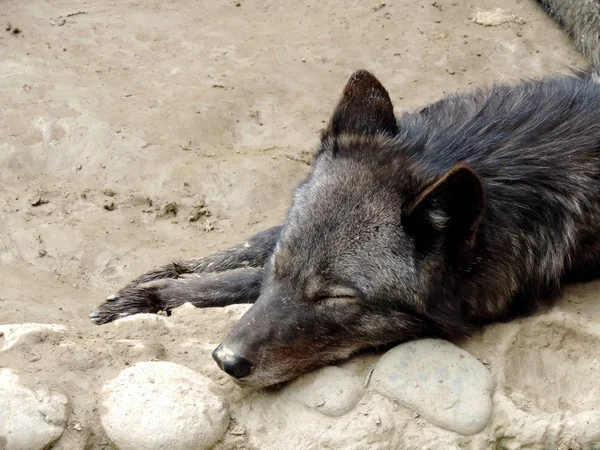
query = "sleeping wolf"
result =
(91, 2, 600, 387)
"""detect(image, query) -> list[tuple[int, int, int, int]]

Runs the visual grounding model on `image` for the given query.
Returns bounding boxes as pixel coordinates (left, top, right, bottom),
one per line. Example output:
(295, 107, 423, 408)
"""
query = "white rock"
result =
(371, 338, 493, 435)
(101, 361, 229, 450)
(471, 8, 526, 27)
(283, 364, 365, 416)
(0, 368, 68, 450)
(0, 323, 67, 352)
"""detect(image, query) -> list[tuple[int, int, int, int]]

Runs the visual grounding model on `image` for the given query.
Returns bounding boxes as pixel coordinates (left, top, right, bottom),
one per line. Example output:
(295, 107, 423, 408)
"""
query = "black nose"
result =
(212, 346, 253, 379)
(222, 355, 252, 379)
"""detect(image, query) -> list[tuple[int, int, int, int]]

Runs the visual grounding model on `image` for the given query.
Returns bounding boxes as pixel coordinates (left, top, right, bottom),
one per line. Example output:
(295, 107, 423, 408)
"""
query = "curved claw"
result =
(89, 311, 102, 324)
(106, 294, 119, 302)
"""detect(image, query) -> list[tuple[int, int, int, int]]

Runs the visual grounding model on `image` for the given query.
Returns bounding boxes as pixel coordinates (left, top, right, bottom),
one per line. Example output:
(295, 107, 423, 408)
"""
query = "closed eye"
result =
(314, 286, 359, 303)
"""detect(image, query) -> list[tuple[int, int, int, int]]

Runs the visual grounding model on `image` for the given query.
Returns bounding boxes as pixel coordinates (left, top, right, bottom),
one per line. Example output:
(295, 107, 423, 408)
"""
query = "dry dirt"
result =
(1, 0, 599, 449)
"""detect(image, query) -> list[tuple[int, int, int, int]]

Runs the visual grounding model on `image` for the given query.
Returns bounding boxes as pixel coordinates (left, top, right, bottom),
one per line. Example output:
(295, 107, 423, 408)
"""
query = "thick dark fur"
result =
(92, 68, 600, 387)
(538, 0, 600, 67)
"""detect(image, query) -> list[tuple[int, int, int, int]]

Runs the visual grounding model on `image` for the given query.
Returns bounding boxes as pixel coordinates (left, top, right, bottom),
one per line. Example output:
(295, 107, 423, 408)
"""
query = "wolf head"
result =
(213, 70, 485, 387)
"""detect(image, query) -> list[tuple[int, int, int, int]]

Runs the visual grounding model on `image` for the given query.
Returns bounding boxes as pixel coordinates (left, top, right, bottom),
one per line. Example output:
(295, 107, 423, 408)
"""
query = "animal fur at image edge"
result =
(538, 0, 600, 67)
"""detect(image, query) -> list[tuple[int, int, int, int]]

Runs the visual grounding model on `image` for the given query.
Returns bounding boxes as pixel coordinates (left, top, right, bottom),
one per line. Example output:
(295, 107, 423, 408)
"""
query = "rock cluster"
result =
(1, 314, 599, 450)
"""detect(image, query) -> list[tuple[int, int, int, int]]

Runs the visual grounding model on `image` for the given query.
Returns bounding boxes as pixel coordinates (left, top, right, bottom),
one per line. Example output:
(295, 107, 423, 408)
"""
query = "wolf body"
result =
(90, 0, 600, 386)
(91, 67, 600, 386)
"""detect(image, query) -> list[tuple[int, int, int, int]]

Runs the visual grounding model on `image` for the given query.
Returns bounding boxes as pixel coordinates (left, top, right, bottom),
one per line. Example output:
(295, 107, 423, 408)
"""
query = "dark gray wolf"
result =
(538, 0, 600, 67)
(91, 1, 600, 388)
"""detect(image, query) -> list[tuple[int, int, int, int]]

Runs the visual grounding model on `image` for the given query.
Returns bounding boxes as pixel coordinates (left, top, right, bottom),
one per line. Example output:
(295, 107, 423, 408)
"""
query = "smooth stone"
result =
(0, 323, 67, 352)
(283, 364, 365, 416)
(0, 368, 69, 450)
(101, 361, 229, 450)
(371, 338, 493, 435)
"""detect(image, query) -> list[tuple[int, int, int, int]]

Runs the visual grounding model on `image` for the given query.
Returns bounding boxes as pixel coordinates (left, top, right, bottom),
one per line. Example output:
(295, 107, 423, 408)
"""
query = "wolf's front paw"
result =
(90, 280, 172, 325)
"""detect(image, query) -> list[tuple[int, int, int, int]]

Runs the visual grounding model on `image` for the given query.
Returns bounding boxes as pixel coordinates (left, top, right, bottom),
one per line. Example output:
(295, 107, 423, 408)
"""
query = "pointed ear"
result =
(403, 164, 485, 254)
(325, 70, 398, 138)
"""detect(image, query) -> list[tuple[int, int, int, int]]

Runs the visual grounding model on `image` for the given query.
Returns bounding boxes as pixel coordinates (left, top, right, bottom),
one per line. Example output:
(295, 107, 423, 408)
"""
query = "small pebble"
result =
(29, 196, 49, 207)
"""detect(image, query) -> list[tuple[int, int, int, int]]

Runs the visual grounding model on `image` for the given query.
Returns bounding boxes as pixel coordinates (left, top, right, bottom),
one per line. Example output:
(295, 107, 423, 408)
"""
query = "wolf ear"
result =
(403, 164, 485, 254)
(325, 70, 398, 138)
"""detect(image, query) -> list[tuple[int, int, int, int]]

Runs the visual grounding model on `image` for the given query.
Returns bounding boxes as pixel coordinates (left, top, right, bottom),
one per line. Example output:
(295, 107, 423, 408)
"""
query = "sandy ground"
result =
(1, 0, 599, 449)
